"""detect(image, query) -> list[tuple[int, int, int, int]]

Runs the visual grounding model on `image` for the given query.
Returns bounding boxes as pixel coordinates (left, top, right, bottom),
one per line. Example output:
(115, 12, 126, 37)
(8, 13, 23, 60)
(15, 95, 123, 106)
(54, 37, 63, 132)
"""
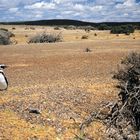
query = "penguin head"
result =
(0, 64, 8, 70)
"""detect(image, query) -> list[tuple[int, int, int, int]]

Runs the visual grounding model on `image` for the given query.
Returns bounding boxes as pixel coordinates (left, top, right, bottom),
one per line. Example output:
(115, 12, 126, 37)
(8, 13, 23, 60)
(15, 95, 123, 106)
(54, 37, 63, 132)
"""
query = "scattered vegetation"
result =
(30, 27, 35, 30)
(110, 25, 135, 35)
(85, 28, 90, 33)
(28, 32, 62, 43)
(63, 25, 96, 30)
(63, 25, 77, 30)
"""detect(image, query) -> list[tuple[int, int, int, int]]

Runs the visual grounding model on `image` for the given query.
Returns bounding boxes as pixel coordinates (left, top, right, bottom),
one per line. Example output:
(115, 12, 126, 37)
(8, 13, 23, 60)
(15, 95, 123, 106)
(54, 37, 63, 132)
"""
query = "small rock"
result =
(29, 108, 41, 114)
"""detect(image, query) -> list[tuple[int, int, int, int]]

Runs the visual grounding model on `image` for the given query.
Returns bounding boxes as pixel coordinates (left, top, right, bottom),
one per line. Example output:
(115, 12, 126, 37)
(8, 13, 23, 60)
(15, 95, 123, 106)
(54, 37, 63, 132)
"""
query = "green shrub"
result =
(110, 25, 134, 35)
(63, 25, 76, 30)
(98, 24, 110, 30)
(28, 32, 62, 43)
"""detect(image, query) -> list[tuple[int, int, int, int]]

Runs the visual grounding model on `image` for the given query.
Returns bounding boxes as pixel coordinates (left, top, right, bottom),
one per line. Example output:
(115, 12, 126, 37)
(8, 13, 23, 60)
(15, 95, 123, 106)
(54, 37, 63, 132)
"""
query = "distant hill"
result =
(0, 19, 140, 28)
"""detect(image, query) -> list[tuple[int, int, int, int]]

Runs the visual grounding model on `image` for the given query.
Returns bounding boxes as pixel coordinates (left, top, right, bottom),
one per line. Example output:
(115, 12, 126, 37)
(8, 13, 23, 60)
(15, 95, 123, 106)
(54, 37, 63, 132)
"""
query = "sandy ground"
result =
(0, 25, 140, 140)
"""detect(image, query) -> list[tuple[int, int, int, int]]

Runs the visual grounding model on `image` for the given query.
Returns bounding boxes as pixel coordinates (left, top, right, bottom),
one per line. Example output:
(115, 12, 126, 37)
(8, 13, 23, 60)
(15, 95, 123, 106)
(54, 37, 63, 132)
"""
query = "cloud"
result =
(25, 1, 56, 9)
(9, 8, 18, 13)
(0, 0, 140, 22)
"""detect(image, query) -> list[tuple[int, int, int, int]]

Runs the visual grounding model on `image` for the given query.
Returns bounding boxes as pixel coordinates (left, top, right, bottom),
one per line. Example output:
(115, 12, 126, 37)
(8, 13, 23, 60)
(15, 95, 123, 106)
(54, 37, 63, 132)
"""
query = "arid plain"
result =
(0, 25, 140, 139)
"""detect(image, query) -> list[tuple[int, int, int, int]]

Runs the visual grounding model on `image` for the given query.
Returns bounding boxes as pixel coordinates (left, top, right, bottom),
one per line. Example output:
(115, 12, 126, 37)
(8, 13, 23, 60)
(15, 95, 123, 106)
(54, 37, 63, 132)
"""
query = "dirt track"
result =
(0, 27, 140, 139)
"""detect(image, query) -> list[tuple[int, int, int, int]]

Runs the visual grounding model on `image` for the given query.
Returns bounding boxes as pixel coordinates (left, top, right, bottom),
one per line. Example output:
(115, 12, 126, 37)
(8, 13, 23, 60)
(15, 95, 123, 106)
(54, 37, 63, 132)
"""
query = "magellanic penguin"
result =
(0, 64, 8, 91)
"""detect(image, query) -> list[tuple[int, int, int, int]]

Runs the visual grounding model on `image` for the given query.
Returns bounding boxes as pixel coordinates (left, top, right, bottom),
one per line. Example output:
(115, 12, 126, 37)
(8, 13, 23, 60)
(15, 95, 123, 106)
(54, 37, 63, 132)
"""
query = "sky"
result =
(0, 0, 140, 22)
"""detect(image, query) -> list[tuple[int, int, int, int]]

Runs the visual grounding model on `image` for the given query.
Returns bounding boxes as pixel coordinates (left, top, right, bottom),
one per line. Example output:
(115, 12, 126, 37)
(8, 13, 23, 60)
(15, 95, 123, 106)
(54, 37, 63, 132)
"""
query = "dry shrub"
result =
(54, 26, 60, 30)
(81, 35, 88, 39)
(28, 32, 62, 43)
(0, 29, 15, 45)
(107, 52, 140, 139)
(94, 33, 97, 36)
(85, 48, 91, 52)
(80, 52, 140, 139)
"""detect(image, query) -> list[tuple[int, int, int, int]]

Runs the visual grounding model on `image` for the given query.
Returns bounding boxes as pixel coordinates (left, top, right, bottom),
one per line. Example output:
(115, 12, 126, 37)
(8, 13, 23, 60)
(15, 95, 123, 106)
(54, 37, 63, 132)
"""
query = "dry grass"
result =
(0, 25, 140, 139)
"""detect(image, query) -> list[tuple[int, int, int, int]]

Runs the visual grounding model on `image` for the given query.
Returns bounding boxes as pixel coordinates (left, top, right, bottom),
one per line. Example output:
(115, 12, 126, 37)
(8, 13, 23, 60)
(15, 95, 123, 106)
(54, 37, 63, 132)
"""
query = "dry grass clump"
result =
(85, 48, 92, 52)
(81, 35, 88, 39)
(28, 32, 62, 44)
(94, 33, 97, 36)
(54, 26, 60, 30)
(12, 27, 16, 30)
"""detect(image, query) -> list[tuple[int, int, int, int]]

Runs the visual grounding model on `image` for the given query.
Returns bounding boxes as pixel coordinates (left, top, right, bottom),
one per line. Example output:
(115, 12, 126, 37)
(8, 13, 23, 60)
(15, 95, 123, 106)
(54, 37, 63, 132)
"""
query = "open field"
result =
(0, 25, 140, 139)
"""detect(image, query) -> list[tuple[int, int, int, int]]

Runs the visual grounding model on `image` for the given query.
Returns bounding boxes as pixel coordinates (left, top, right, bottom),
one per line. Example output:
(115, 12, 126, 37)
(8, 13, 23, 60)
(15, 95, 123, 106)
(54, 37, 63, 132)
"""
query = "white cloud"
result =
(25, 1, 56, 9)
(74, 4, 85, 11)
(9, 7, 18, 13)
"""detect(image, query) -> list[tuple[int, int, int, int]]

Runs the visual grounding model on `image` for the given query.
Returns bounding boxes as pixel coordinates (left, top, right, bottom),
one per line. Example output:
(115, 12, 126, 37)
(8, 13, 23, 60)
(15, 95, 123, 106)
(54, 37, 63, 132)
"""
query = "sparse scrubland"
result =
(0, 25, 140, 139)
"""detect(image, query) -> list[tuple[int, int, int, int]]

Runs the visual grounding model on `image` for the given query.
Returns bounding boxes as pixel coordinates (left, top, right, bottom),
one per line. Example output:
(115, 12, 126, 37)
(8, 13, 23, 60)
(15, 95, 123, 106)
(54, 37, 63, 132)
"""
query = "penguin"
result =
(0, 64, 8, 91)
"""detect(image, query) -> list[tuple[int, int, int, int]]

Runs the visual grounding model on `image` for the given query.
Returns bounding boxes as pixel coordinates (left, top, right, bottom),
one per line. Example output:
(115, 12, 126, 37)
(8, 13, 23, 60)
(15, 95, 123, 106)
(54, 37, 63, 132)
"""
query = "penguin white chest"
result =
(0, 72, 7, 90)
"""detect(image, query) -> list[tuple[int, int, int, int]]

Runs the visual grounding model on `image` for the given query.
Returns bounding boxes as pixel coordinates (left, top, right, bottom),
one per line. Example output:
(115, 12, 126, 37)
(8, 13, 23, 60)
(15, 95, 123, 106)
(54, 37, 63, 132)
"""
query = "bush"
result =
(85, 28, 90, 33)
(63, 25, 76, 30)
(0, 29, 14, 45)
(113, 52, 140, 131)
(30, 27, 35, 30)
(98, 24, 110, 30)
(0, 28, 8, 31)
(54, 26, 60, 30)
(110, 25, 134, 35)
(85, 48, 91, 52)
(81, 35, 88, 39)
(28, 32, 62, 43)
(0, 35, 11, 45)
(0, 29, 14, 38)
(94, 33, 97, 36)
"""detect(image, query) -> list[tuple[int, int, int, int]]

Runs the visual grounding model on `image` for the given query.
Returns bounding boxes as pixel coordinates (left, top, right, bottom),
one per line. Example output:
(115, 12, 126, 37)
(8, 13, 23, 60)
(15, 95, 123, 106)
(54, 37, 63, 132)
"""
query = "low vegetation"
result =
(0, 28, 14, 45)
(81, 35, 88, 39)
(80, 52, 140, 139)
(98, 24, 110, 30)
(85, 48, 92, 52)
(54, 26, 60, 30)
(28, 32, 62, 43)
(113, 52, 140, 130)
(110, 25, 135, 35)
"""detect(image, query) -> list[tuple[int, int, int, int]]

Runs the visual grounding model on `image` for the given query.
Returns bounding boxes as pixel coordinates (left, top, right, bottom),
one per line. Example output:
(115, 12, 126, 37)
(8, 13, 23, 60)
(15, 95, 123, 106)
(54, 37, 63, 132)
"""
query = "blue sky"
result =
(0, 0, 140, 22)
